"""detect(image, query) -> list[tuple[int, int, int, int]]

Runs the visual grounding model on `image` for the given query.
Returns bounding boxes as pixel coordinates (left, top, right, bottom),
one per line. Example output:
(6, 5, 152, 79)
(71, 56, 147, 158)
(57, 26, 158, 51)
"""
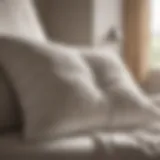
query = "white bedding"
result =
(1, 125, 160, 160)
(0, 132, 95, 160)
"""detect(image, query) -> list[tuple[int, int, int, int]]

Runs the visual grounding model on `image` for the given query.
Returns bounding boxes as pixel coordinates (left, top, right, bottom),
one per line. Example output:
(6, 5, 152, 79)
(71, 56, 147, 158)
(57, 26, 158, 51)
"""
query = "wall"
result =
(35, 0, 93, 45)
(35, 0, 122, 46)
(93, 0, 122, 45)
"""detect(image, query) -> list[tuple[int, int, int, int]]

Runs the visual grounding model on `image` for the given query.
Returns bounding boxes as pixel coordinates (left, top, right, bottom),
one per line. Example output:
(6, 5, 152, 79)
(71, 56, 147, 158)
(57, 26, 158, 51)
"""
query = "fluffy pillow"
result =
(0, 67, 22, 133)
(81, 48, 160, 130)
(0, 35, 111, 140)
(0, 0, 46, 41)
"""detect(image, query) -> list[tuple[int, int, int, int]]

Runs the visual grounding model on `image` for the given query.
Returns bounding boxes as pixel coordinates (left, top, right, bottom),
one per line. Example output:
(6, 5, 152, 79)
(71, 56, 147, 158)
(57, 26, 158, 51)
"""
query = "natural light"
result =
(151, 0, 160, 66)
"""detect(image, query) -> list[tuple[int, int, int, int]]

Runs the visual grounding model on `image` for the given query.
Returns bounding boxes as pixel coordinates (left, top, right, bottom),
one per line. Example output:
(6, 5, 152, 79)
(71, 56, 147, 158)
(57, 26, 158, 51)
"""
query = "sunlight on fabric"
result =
(42, 137, 95, 153)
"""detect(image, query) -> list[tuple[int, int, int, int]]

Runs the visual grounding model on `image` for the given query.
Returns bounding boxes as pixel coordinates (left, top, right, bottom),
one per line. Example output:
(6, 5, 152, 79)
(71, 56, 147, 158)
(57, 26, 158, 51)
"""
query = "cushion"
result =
(0, 0, 46, 41)
(0, 66, 22, 133)
(81, 48, 160, 130)
(0, 35, 111, 140)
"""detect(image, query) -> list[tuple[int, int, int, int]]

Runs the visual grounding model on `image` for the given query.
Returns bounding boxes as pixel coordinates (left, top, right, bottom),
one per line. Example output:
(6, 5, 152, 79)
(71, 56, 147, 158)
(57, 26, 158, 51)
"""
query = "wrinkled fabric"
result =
(0, 35, 110, 141)
(2, 126, 160, 160)
(81, 48, 160, 129)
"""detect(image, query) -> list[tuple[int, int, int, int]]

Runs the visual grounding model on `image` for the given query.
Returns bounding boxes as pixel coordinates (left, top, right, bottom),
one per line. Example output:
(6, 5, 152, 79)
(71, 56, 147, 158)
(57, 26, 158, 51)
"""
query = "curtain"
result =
(123, 0, 150, 83)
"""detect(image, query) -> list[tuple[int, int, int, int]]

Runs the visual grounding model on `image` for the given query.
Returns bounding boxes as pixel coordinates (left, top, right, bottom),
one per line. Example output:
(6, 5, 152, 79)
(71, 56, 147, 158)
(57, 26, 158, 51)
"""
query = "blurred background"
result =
(0, 0, 160, 83)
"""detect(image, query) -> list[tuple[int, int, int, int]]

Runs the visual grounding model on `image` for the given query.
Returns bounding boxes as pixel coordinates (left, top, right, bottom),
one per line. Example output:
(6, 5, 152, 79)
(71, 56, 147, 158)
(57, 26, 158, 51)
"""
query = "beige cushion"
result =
(0, 35, 111, 140)
(0, 0, 46, 41)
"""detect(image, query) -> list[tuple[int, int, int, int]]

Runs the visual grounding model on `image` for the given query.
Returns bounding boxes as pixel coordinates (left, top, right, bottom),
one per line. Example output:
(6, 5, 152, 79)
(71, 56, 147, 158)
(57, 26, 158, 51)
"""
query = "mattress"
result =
(0, 132, 96, 160)
(1, 124, 160, 160)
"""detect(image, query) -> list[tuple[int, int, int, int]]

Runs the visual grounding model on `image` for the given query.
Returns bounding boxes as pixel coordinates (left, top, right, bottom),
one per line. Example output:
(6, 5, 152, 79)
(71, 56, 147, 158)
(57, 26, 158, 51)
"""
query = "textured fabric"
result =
(0, 67, 21, 133)
(0, 0, 45, 134)
(0, 132, 96, 160)
(2, 127, 160, 160)
(0, 35, 111, 140)
(81, 48, 160, 130)
(151, 94, 160, 107)
(95, 125, 160, 160)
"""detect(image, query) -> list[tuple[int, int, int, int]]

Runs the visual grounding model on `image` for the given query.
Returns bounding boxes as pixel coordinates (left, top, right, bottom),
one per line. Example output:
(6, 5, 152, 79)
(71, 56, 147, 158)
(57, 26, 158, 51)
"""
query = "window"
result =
(150, 0, 160, 67)
(123, 0, 150, 82)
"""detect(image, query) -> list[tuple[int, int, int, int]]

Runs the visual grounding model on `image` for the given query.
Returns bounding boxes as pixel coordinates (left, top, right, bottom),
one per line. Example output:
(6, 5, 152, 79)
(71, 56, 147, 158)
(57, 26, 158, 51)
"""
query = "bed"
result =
(1, 123, 160, 160)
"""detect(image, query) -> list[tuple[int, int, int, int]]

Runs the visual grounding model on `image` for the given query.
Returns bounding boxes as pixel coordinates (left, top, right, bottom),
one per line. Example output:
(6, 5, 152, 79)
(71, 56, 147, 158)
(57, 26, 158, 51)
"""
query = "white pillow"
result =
(0, 67, 22, 133)
(81, 48, 160, 130)
(0, 35, 111, 140)
(0, 0, 46, 41)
